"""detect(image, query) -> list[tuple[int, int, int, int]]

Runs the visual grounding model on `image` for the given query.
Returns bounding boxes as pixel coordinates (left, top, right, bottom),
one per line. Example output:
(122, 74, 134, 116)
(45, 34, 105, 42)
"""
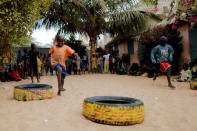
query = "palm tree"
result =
(38, 0, 159, 55)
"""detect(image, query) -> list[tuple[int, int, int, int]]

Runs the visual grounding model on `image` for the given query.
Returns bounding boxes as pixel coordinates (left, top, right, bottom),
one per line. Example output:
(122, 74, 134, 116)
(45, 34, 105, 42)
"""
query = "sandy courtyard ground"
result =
(0, 74, 197, 131)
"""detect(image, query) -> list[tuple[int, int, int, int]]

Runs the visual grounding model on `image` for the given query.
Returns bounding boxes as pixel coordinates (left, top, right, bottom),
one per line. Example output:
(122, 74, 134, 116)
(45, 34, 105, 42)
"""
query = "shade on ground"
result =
(0, 74, 196, 131)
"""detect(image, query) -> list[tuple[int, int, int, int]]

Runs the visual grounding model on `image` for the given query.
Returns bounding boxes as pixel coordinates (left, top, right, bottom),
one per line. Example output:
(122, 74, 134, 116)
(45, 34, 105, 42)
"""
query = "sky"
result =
(31, 28, 58, 47)
(31, 29, 109, 48)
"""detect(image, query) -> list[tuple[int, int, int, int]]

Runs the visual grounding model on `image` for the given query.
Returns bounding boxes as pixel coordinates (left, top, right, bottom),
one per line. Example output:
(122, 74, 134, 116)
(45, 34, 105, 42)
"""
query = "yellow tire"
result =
(190, 80, 197, 90)
(14, 84, 53, 101)
(83, 96, 145, 126)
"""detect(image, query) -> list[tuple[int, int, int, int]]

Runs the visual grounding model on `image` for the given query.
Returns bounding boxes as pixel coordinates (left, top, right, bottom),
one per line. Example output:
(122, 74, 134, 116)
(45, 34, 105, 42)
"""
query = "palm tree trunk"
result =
(90, 37, 97, 55)
(89, 37, 97, 71)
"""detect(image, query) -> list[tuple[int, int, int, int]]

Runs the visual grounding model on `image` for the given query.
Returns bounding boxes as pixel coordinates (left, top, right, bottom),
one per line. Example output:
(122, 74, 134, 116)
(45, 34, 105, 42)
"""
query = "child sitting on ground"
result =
(11, 65, 22, 81)
(190, 59, 197, 78)
(117, 62, 127, 75)
(173, 63, 192, 82)
(129, 63, 139, 76)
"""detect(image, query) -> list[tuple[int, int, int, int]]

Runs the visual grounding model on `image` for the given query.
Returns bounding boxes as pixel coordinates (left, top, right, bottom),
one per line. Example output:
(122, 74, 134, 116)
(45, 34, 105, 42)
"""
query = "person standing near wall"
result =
(91, 54, 97, 73)
(97, 55, 103, 73)
(76, 53, 81, 75)
(23, 49, 29, 79)
(82, 55, 88, 73)
(103, 53, 110, 73)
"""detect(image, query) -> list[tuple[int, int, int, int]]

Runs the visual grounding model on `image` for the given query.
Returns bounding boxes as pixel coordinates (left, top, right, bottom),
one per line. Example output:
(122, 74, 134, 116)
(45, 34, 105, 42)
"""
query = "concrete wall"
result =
(178, 25, 191, 62)
(117, 39, 140, 65)
(118, 41, 128, 57)
(130, 39, 139, 64)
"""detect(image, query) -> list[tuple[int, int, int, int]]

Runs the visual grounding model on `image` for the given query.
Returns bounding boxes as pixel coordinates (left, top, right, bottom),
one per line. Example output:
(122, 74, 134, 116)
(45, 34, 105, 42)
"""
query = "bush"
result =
(65, 35, 86, 57)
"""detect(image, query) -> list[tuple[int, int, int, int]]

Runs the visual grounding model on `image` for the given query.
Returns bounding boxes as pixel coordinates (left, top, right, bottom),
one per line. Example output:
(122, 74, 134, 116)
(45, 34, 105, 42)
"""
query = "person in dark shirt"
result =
(29, 43, 39, 83)
(46, 54, 53, 75)
(17, 50, 23, 65)
(23, 49, 29, 79)
(17, 50, 23, 77)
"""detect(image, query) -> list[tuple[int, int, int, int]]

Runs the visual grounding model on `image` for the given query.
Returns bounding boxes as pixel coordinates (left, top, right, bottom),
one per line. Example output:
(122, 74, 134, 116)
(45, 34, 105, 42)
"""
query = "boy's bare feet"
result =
(60, 88, 66, 91)
(153, 73, 160, 81)
(153, 75, 157, 81)
(57, 90, 61, 96)
(168, 84, 176, 89)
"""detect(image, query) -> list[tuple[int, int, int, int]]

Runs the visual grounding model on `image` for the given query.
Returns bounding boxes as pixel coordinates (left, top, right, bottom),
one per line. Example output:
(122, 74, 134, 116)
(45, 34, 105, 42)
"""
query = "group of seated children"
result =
(10, 56, 42, 82)
(173, 60, 197, 82)
(120, 59, 197, 83)
(11, 65, 22, 81)
(116, 62, 148, 76)
(116, 62, 127, 75)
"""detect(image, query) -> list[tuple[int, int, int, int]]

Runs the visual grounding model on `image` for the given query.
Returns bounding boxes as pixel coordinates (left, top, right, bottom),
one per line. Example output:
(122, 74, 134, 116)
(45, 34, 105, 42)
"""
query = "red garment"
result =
(0, 66, 2, 71)
(109, 56, 113, 63)
(160, 62, 171, 72)
(11, 70, 21, 81)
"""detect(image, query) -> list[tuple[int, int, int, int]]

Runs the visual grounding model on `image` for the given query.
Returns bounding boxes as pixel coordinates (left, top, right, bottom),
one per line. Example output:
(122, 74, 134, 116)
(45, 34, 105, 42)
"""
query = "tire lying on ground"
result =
(83, 96, 145, 126)
(14, 84, 53, 101)
(190, 80, 197, 90)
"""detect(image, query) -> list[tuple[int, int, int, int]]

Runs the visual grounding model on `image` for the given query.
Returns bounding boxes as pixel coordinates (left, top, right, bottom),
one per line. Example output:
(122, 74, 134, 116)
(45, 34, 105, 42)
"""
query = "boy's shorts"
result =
(160, 62, 171, 72)
(54, 64, 66, 78)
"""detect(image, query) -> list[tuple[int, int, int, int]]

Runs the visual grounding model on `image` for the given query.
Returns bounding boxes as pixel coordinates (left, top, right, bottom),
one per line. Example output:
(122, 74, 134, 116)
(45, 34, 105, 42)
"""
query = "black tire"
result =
(14, 84, 53, 101)
(83, 96, 145, 126)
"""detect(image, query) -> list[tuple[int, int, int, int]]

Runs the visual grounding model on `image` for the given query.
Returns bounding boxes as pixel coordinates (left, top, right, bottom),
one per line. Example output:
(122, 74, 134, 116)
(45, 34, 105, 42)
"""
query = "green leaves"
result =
(38, 0, 158, 54)
(0, 0, 53, 52)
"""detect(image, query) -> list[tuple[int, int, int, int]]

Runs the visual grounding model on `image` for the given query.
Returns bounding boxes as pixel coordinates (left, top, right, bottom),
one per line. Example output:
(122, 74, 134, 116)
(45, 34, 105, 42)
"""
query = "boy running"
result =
(151, 36, 175, 89)
(49, 35, 76, 96)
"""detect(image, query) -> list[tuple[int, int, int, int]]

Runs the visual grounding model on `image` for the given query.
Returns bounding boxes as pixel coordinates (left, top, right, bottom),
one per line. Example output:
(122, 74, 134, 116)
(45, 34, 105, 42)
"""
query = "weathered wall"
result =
(130, 39, 139, 64)
(118, 41, 128, 57)
(178, 25, 191, 63)
(117, 40, 140, 65)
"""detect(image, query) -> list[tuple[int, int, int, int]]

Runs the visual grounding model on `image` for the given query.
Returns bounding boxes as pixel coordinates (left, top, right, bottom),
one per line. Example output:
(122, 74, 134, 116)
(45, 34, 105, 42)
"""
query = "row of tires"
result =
(14, 80, 197, 101)
(14, 84, 145, 126)
(13, 80, 197, 126)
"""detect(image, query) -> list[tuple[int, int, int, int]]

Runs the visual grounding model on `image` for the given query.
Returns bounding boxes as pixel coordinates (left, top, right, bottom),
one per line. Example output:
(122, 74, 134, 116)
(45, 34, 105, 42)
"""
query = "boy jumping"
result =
(151, 36, 175, 89)
(49, 35, 76, 95)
